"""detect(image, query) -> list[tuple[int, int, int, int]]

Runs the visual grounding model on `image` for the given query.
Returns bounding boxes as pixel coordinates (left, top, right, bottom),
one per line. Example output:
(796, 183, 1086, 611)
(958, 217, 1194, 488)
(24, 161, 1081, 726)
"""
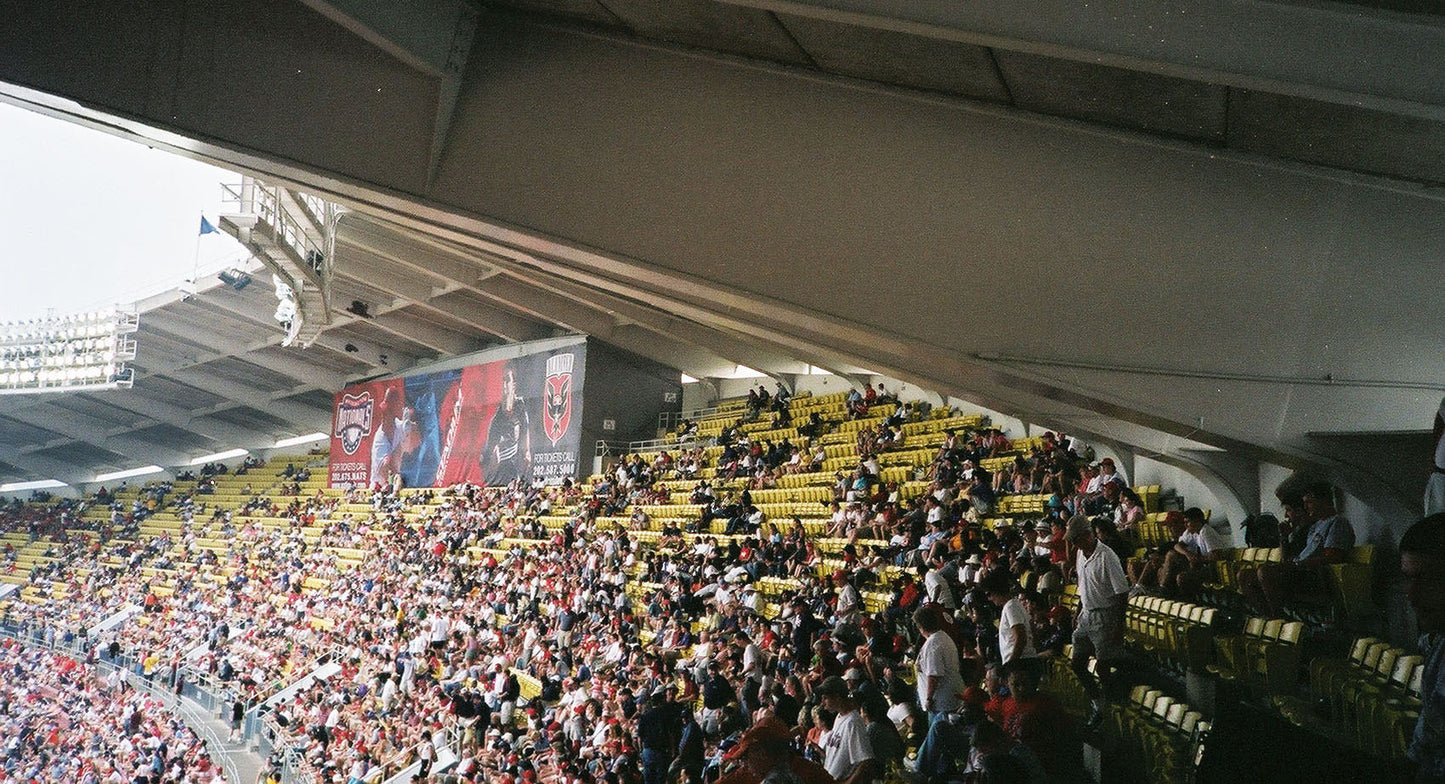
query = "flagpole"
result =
(191, 212, 203, 288)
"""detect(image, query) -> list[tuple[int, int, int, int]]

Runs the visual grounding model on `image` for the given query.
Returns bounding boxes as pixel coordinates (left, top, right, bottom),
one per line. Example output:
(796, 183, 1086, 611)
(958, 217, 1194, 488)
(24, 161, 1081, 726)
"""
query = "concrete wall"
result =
(1135, 455, 1241, 544)
(581, 340, 683, 452)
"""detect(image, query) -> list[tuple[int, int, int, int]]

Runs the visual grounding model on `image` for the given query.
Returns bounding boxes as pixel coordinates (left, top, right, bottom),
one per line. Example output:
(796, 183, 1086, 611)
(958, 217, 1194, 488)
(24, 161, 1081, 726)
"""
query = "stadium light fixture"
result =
(93, 465, 164, 483)
(0, 479, 67, 493)
(188, 448, 248, 465)
(274, 432, 328, 449)
(0, 308, 138, 395)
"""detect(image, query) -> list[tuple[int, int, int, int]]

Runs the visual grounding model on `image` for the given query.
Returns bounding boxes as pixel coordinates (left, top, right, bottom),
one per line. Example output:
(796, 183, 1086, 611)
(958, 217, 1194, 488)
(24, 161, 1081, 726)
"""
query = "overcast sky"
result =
(0, 102, 244, 322)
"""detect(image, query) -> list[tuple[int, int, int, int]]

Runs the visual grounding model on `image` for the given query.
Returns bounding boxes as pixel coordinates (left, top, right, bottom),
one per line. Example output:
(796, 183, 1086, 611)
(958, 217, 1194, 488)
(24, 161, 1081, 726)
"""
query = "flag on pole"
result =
(199, 216, 219, 235)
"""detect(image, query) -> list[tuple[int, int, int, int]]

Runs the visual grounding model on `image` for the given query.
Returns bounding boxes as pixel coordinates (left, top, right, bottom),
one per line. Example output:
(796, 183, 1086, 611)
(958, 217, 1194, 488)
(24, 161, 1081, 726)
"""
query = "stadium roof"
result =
(0, 0, 1442, 516)
(0, 206, 875, 486)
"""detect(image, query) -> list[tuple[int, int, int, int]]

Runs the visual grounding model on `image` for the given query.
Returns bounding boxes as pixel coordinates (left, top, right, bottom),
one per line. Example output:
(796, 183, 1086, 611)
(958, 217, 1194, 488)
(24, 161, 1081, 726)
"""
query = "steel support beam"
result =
(719, 0, 1445, 121)
(336, 214, 493, 285)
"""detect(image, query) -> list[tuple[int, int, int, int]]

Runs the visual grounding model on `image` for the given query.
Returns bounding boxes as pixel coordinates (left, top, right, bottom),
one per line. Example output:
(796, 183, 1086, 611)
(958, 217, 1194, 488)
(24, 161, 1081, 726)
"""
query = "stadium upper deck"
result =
(0, 0, 1440, 532)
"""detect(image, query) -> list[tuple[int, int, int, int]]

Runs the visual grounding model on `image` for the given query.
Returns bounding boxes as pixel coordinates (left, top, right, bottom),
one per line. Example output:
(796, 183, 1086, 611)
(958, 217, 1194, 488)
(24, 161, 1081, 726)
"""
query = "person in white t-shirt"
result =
(834, 572, 863, 622)
(429, 613, 450, 650)
(923, 558, 958, 610)
(1159, 507, 1224, 596)
(983, 570, 1036, 666)
(816, 676, 879, 784)
(913, 604, 963, 779)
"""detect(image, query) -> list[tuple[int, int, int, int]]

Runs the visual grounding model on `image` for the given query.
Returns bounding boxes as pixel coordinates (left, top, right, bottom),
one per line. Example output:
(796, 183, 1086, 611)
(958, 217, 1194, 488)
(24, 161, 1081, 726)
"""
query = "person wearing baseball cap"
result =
(815, 676, 879, 784)
(1064, 514, 1130, 729)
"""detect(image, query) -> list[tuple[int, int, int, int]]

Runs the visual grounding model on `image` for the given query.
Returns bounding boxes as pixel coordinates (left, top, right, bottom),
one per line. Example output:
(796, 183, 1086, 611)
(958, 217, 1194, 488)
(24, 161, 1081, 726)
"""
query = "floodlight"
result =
(0, 479, 67, 493)
(189, 448, 249, 465)
(274, 432, 328, 448)
(94, 465, 164, 483)
(0, 308, 137, 394)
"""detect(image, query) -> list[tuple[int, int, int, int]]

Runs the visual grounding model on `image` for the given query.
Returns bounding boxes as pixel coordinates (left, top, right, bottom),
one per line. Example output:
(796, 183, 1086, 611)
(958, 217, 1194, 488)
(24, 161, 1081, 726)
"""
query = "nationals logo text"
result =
(335, 392, 375, 455)
(543, 353, 574, 446)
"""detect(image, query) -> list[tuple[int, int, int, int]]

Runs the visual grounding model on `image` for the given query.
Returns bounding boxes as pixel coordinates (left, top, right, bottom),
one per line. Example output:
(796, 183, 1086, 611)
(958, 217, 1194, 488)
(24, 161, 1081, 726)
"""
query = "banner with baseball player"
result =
(327, 343, 586, 489)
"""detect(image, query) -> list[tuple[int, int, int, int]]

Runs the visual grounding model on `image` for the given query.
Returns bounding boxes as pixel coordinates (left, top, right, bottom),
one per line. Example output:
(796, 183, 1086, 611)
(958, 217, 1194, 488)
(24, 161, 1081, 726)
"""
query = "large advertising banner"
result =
(328, 343, 586, 488)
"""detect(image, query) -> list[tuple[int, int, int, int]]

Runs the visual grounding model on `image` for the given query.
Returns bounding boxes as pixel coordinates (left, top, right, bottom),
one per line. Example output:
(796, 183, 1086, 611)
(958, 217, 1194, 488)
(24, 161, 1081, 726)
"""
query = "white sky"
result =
(0, 102, 244, 321)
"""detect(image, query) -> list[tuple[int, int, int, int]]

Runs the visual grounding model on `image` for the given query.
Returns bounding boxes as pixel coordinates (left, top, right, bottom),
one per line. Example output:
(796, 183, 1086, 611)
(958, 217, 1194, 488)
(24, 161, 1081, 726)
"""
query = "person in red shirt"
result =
(982, 664, 1009, 725)
(1000, 663, 1081, 781)
(1045, 517, 1069, 567)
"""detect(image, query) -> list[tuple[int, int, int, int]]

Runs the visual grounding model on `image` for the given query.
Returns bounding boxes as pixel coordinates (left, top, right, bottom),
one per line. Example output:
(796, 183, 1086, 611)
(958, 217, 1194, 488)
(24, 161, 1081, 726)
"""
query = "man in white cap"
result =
(1064, 514, 1129, 729)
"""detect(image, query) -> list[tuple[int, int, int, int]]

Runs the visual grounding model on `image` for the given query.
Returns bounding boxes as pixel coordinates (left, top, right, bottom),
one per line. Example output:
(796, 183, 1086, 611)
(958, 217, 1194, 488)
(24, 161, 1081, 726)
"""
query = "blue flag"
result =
(199, 216, 219, 235)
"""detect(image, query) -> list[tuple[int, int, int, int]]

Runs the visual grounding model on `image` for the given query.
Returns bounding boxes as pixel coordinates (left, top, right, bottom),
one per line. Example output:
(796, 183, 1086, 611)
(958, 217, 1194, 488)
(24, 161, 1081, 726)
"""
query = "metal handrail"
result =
(594, 440, 630, 458)
(659, 404, 725, 431)
(220, 181, 324, 272)
(624, 435, 712, 453)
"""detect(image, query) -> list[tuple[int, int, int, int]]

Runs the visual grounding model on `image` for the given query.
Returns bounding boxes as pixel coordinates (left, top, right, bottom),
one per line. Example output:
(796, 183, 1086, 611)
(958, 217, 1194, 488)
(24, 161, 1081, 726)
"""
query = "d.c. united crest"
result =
(335, 391, 374, 455)
(543, 353, 574, 446)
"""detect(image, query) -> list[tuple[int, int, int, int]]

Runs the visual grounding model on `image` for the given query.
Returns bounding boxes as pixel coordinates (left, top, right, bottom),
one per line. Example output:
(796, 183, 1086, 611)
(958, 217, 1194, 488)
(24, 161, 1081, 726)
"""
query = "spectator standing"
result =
(637, 692, 676, 784)
(983, 571, 1037, 668)
(1429, 399, 1445, 516)
(1064, 514, 1129, 729)
(816, 677, 878, 784)
(913, 605, 963, 779)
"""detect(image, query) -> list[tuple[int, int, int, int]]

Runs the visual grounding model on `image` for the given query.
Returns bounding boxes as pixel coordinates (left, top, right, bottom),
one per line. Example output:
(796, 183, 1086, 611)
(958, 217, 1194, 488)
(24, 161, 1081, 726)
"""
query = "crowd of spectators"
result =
(0, 638, 228, 783)
(0, 425, 1121, 784)
(4, 386, 1431, 784)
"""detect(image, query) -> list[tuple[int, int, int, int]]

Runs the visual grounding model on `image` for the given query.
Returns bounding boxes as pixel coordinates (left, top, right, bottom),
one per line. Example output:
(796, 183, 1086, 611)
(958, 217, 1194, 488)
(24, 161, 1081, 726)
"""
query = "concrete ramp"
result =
(88, 604, 141, 637)
(379, 743, 457, 784)
(261, 661, 342, 709)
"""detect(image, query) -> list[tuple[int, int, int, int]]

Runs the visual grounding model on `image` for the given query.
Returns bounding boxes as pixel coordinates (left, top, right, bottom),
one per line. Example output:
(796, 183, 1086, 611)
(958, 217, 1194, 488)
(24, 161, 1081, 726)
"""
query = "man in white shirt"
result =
(925, 496, 946, 525)
(923, 557, 958, 611)
(817, 676, 879, 784)
(1065, 514, 1130, 728)
(959, 553, 984, 587)
(1098, 456, 1127, 487)
(429, 612, 450, 650)
(1159, 507, 1224, 596)
(913, 604, 963, 779)
(982, 571, 1036, 667)
(833, 572, 863, 623)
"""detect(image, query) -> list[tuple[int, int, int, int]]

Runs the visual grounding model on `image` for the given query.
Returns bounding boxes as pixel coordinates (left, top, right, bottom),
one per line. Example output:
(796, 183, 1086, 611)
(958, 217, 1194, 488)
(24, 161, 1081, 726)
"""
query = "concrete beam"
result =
(336, 214, 493, 286)
(724, 0, 1445, 120)
(423, 296, 550, 343)
(164, 370, 331, 432)
(1, 408, 193, 467)
(238, 351, 347, 392)
(368, 310, 477, 356)
(335, 261, 450, 305)
(0, 451, 97, 486)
